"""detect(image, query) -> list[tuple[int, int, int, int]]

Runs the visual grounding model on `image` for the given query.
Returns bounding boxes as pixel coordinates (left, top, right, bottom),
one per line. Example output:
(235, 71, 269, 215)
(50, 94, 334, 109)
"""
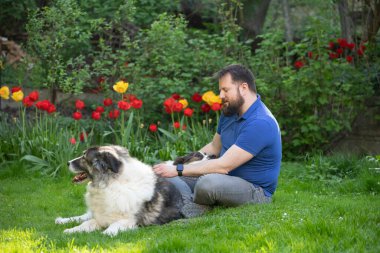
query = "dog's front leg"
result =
(102, 219, 137, 237)
(55, 211, 92, 224)
(63, 218, 100, 234)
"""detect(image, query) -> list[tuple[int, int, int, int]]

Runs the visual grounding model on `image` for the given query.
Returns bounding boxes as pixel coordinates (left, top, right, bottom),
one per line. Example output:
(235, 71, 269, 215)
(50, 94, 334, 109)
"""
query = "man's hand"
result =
(153, 163, 178, 178)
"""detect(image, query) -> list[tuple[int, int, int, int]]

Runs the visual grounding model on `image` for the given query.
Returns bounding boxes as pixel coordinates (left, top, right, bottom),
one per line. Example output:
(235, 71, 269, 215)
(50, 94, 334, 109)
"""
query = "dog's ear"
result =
(93, 152, 121, 173)
(103, 153, 121, 173)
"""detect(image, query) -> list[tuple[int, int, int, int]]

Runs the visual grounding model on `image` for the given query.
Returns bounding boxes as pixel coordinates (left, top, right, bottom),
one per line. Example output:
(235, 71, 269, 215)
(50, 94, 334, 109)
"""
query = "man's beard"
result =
(222, 92, 244, 116)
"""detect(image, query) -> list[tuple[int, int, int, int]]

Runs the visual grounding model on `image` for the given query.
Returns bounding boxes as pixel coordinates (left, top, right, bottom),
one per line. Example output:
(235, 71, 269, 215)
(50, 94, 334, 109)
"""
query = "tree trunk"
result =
(240, 0, 272, 39)
(337, 0, 354, 42)
(281, 0, 293, 42)
(363, 0, 380, 42)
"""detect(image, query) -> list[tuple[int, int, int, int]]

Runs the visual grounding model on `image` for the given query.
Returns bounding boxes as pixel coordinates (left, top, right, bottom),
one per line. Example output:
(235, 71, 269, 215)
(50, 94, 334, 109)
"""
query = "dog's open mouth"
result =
(72, 172, 88, 183)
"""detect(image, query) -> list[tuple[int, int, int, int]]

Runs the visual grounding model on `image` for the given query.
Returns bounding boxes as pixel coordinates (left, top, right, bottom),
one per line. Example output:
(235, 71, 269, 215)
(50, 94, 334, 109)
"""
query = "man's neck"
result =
(239, 93, 257, 116)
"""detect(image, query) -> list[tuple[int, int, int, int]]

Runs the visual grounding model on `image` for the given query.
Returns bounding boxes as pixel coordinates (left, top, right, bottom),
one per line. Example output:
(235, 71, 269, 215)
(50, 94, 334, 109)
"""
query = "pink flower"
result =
(70, 137, 76, 144)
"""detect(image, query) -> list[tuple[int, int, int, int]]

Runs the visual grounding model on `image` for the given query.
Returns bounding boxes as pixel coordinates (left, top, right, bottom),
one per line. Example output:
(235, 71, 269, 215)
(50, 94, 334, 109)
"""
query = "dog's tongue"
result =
(72, 172, 88, 183)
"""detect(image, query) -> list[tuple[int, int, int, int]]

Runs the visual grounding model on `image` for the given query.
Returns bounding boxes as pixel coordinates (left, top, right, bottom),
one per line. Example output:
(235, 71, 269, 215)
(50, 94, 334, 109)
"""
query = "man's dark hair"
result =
(215, 64, 257, 93)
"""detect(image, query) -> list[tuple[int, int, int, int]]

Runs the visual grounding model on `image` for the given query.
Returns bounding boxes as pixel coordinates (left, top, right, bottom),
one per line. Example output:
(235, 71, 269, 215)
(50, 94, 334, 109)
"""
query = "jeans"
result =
(166, 173, 271, 207)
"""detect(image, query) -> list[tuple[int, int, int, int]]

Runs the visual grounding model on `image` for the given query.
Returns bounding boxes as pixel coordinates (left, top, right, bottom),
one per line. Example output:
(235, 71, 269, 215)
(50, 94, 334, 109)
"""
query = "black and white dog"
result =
(55, 145, 214, 236)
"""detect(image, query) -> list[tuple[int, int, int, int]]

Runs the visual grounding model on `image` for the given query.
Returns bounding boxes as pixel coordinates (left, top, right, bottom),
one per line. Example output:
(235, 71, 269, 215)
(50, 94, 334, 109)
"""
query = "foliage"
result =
(252, 21, 374, 157)
(25, 0, 99, 94)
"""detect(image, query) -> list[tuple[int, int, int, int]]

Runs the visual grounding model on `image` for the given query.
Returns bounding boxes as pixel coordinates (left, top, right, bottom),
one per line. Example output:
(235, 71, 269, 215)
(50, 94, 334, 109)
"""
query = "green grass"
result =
(0, 162, 379, 252)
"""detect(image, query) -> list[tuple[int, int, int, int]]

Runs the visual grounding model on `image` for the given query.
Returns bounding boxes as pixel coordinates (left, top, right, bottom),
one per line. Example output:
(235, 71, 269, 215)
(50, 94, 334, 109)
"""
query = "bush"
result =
(251, 24, 374, 158)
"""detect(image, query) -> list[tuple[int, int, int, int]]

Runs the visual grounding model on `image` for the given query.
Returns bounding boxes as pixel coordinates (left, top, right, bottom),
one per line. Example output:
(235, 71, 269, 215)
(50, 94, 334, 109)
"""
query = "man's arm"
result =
(153, 144, 253, 178)
(199, 133, 222, 157)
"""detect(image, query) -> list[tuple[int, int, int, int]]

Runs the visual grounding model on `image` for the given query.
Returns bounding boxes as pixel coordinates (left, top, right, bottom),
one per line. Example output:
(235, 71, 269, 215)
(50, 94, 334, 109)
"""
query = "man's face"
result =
(219, 73, 244, 116)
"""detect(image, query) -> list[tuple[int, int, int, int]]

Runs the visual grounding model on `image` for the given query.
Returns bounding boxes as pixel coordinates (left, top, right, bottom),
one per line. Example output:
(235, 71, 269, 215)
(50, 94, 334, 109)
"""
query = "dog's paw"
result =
(63, 228, 78, 234)
(102, 227, 119, 237)
(55, 217, 70, 224)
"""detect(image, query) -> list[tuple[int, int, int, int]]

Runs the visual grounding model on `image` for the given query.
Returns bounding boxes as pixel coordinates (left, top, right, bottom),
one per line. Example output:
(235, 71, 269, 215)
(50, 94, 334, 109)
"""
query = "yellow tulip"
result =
(209, 95, 222, 105)
(202, 91, 215, 105)
(113, 81, 129, 94)
(0, 86, 10, 99)
(11, 90, 24, 102)
(178, 99, 188, 109)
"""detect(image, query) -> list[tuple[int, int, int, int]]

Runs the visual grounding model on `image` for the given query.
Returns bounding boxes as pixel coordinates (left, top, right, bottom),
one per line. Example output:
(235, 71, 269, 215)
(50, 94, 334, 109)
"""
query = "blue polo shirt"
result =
(217, 95, 282, 196)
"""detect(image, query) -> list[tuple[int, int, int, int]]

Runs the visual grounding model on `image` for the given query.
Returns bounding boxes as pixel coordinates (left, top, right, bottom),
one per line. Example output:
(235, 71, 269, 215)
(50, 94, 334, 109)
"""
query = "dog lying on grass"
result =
(55, 145, 214, 236)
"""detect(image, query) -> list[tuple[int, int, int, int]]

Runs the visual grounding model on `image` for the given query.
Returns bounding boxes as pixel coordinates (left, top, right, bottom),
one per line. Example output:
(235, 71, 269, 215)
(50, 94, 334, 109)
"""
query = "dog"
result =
(55, 145, 216, 236)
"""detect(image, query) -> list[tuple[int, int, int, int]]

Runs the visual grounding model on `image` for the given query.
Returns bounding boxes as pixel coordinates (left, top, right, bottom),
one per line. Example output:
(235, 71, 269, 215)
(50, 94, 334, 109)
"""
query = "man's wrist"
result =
(176, 164, 184, 176)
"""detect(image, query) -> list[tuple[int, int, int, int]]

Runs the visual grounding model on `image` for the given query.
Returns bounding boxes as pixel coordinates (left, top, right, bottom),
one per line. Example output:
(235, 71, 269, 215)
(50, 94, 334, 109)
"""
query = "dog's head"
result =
(173, 151, 217, 165)
(68, 145, 128, 184)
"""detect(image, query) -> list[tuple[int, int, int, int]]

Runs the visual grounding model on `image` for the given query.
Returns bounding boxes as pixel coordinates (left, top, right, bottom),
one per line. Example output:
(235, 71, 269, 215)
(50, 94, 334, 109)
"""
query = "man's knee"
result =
(193, 174, 224, 205)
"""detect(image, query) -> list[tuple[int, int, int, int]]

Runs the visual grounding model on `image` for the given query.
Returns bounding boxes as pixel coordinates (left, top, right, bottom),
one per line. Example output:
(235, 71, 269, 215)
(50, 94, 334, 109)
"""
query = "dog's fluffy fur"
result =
(55, 145, 183, 236)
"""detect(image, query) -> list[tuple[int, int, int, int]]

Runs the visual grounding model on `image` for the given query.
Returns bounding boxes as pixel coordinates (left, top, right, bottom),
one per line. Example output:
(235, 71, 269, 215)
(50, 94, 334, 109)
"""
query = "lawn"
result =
(0, 161, 379, 252)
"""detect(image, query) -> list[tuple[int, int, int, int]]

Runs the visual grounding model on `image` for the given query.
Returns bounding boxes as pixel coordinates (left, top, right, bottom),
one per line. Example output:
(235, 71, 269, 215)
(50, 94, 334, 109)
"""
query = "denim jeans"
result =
(166, 173, 271, 207)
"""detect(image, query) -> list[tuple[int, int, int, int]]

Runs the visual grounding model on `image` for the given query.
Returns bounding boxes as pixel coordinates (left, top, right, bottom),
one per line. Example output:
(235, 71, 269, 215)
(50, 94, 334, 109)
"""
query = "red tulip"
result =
(149, 123, 158, 132)
(192, 92, 202, 103)
(118, 101, 131, 111)
(70, 137, 76, 144)
(164, 97, 176, 114)
(173, 121, 181, 129)
(47, 104, 56, 114)
(131, 99, 143, 109)
(294, 61, 304, 69)
(75, 100, 85, 110)
(201, 103, 211, 113)
(171, 93, 181, 100)
(173, 102, 183, 112)
(346, 55, 353, 63)
(211, 103, 221, 111)
(103, 98, 113, 107)
(109, 109, 120, 119)
(92, 111, 101, 120)
(79, 132, 88, 142)
(95, 106, 105, 113)
(28, 91, 39, 102)
(72, 111, 82, 120)
(11, 86, 22, 93)
(22, 96, 34, 107)
(124, 94, 137, 102)
(184, 108, 194, 117)
(35, 100, 51, 111)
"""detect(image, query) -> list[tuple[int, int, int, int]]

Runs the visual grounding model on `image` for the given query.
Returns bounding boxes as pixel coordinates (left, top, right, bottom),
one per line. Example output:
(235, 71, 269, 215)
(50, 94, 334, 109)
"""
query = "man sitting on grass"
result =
(153, 64, 282, 217)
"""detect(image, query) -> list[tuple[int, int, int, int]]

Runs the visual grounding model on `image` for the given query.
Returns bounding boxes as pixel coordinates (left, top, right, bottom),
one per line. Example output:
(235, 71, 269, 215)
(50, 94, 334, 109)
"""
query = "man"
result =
(153, 64, 282, 217)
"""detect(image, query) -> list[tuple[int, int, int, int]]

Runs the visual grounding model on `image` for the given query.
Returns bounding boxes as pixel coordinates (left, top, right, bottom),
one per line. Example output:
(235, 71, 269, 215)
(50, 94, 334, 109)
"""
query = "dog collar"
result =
(176, 164, 184, 176)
